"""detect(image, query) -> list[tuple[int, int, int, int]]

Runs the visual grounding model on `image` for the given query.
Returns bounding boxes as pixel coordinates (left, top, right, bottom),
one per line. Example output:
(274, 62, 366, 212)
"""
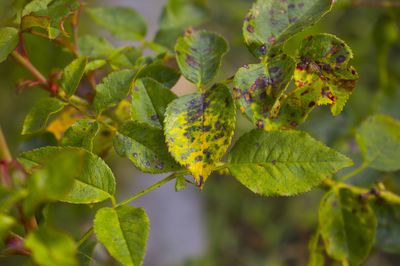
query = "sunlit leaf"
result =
(165, 84, 235, 186)
(277, 34, 358, 128)
(233, 54, 295, 130)
(25, 226, 78, 266)
(113, 121, 181, 173)
(86, 6, 147, 41)
(0, 27, 19, 63)
(319, 188, 376, 266)
(228, 130, 353, 196)
(94, 206, 150, 266)
(243, 0, 332, 58)
(356, 114, 400, 171)
(131, 78, 177, 129)
(175, 30, 228, 87)
(22, 98, 66, 135)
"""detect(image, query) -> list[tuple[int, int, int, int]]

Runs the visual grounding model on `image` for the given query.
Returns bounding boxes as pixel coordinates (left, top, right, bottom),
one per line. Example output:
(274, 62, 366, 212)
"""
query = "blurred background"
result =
(1, 0, 400, 265)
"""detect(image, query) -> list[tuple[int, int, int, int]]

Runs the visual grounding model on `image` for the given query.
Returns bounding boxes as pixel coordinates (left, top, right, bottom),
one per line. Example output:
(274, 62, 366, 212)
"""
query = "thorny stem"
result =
(77, 227, 94, 247)
(11, 51, 48, 86)
(0, 127, 12, 163)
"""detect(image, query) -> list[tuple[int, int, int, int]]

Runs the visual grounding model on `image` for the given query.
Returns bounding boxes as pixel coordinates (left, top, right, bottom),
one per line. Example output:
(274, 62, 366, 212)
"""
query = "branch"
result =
(11, 51, 47, 86)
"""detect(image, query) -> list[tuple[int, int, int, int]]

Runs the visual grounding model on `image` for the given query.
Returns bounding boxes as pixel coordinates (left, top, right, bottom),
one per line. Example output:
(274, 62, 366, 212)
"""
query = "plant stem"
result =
(11, 51, 47, 86)
(0, 127, 12, 162)
(77, 227, 94, 247)
(116, 172, 180, 208)
(339, 162, 369, 181)
(77, 172, 182, 247)
(322, 178, 400, 205)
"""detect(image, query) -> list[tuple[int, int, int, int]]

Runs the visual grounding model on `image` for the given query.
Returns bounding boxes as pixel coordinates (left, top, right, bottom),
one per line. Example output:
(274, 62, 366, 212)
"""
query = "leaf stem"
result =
(339, 162, 369, 181)
(77, 227, 94, 247)
(115, 172, 181, 208)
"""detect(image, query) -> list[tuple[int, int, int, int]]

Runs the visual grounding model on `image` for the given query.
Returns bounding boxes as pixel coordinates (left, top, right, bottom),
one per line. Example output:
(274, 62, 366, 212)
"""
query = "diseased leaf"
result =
(154, 0, 209, 49)
(60, 57, 87, 97)
(46, 106, 84, 140)
(94, 206, 150, 266)
(93, 69, 135, 114)
(175, 30, 228, 87)
(0, 27, 19, 63)
(136, 64, 180, 88)
(227, 130, 352, 196)
(113, 121, 181, 173)
(25, 226, 78, 266)
(61, 119, 99, 151)
(22, 98, 66, 135)
(277, 34, 358, 128)
(131, 78, 177, 129)
(86, 6, 147, 41)
(165, 84, 235, 185)
(233, 54, 295, 130)
(319, 188, 376, 266)
(356, 114, 400, 171)
(18, 146, 116, 204)
(243, 0, 332, 58)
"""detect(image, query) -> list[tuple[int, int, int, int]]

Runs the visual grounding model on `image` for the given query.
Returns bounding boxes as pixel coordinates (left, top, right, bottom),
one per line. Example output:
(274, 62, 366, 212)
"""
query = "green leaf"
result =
(22, 97, 66, 135)
(94, 206, 150, 266)
(78, 35, 114, 58)
(154, 0, 209, 49)
(61, 119, 99, 151)
(136, 64, 180, 88)
(25, 226, 78, 266)
(372, 201, 400, 253)
(60, 57, 87, 97)
(86, 6, 147, 41)
(175, 30, 228, 87)
(22, 149, 81, 215)
(233, 54, 295, 130)
(165, 84, 236, 185)
(227, 130, 353, 196)
(0, 214, 15, 241)
(18, 146, 116, 204)
(356, 114, 400, 171)
(93, 69, 135, 114)
(0, 187, 27, 212)
(22, 0, 52, 16)
(21, 0, 80, 39)
(113, 121, 181, 173)
(0, 27, 18, 63)
(77, 240, 96, 266)
(243, 0, 332, 58)
(319, 188, 376, 266)
(131, 78, 177, 129)
(85, 59, 107, 72)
